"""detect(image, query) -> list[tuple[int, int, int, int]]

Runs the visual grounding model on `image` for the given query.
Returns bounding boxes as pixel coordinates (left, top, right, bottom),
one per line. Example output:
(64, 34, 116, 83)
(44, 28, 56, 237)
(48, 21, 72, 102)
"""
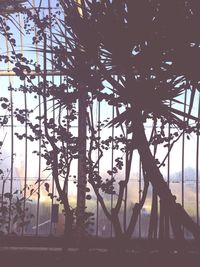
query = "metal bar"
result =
(167, 103, 171, 187)
(36, 92, 42, 236)
(139, 159, 142, 238)
(33, 0, 42, 236)
(166, 108, 171, 238)
(48, 0, 55, 236)
(17, 13, 28, 236)
(96, 100, 100, 237)
(110, 103, 115, 237)
(8, 86, 14, 234)
(5, 18, 14, 234)
(0, 70, 65, 76)
(196, 94, 200, 225)
(181, 90, 187, 237)
(182, 92, 187, 208)
(123, 125, 128, 232)
(22, 86, 28, 235)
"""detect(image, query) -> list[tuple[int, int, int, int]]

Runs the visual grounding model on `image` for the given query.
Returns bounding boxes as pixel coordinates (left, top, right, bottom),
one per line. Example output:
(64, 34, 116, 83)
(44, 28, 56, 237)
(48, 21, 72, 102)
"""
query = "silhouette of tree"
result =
(53, 0, 200, 241)
(4, 0, 200, 246)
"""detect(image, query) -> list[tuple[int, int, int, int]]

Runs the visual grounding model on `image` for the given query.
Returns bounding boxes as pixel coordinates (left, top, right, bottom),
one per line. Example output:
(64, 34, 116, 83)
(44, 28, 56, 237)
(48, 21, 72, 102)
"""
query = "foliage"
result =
(1, 0, 200, 242)
(0, 185, 34, 235)
(0, 97, 33, 235)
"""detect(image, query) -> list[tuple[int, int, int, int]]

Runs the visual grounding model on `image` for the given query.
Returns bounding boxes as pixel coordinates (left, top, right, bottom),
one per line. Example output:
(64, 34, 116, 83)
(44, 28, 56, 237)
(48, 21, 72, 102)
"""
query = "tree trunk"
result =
(133, 108, 200, 240)
(76, 88, 87, 243)
(63, 207, 74, 248)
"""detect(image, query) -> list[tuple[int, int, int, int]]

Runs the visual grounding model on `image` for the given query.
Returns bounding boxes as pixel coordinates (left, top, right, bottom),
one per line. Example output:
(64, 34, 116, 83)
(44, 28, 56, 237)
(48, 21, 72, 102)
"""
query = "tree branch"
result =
(125, 169, 149, 238)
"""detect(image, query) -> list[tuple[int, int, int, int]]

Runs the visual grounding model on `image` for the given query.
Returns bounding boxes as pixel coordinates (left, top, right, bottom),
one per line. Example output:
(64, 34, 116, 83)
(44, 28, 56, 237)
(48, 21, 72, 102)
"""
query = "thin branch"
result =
(86, 106, 111, 221)
(114, 134, 134, 215)
(158, 131, 183, 168)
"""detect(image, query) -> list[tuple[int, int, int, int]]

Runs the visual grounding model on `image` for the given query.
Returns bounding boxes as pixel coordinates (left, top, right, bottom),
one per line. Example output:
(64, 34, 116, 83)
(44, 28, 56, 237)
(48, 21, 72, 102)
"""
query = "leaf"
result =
(44, 182, 50, 192)
(30, 189, 34, 195)
(169, 107, 198, 121)
(1, 103, 8, 109)
(48, 193, 54, 199)
(86, 195, 92, 200)
(106, 109, 131, 128)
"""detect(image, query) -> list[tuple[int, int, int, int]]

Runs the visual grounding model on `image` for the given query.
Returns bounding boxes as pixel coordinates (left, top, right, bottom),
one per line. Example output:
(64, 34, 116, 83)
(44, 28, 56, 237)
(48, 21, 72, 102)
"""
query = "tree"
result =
(0, 0, 33, 236)
(4, 0, 200, 245)
(50, 0, 200, 241)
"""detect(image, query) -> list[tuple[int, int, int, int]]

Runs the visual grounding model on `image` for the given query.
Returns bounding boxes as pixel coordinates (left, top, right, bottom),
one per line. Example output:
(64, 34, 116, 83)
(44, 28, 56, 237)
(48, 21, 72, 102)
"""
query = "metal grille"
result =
(0, 0, 199, 239)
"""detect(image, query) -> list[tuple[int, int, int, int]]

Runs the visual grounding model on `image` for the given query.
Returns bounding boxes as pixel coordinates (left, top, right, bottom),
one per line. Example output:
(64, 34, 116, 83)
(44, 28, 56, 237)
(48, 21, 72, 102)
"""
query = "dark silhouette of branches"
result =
(3, 0, 200, 246)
